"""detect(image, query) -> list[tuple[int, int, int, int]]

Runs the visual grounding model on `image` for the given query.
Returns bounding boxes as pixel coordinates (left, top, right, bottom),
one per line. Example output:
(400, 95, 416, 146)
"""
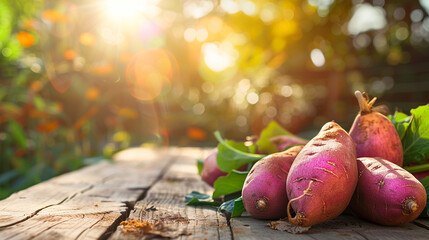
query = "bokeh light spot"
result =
(85, 87, 100, 101)
(184, 28, 196, 42)
(192, 103, 205, 115)
(79, 33, 96, 46)
(246, 92, 259, 104)
(281, 85, 293, 97)
(202, 42, 238, 72)
(310, 48, 325, 67)
(348, 3, 386, 35)
(126, 49, 176, 101)
(42, 9, 68, 22)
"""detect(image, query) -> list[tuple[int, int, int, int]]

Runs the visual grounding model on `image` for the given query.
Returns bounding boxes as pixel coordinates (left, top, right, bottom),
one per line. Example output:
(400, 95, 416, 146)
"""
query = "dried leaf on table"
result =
(268, 218, 311, 234)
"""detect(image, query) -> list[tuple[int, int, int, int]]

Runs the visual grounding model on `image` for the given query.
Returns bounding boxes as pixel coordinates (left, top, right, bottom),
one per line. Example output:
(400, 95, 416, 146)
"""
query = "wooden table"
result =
(1, 147, 428, 239)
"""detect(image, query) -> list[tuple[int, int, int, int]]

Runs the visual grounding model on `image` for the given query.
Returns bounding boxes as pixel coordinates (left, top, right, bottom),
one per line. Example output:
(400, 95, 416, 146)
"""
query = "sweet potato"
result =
(200, 149, 227, 186)
(286, 121, 358, 227)
(270, 135, 308, 151)
(242, 146, 303, 219)
(200, 148, 246, 186)
(349, 91, 403, 166)
(350, 157, 427, 225)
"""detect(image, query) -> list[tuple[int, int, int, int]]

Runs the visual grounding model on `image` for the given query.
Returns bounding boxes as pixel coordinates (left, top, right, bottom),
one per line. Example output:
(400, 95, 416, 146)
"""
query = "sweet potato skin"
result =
(200, 149, 227, 186)
(349, 111, 403, 167)
(350, 157, 427, 226)
(242, 146, 303, 219)
(286, 121, 358, 227)
(201, 148, 247, 186)
(270, 135, 308, 151)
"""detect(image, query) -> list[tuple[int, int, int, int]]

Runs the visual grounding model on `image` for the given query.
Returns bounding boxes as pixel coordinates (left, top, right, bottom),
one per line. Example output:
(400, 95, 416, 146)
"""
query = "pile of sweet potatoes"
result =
(198, 90, 428, 229)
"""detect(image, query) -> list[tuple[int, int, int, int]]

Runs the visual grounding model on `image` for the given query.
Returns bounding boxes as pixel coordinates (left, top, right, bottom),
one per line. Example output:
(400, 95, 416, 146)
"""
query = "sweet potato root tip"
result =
(402, 198, 418, 214)
(350, 157, 426, 225)
(287, 180, 314, 226)
(355, 90, 371, 114)
(242, 146, 303, 219)
(256, 198, 269, 210)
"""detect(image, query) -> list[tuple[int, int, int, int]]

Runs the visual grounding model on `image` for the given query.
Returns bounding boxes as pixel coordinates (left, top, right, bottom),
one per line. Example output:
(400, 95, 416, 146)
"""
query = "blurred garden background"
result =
(1, 0, 429, 199)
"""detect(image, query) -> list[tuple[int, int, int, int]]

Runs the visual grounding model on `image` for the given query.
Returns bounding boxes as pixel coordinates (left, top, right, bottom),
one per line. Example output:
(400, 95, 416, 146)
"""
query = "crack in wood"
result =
(0, 196, 70, 229)
(97, 151, 178, 240)
(75, 213, 106, 240)
(413, 221, 429, 231)
(30, 219, 69, 239)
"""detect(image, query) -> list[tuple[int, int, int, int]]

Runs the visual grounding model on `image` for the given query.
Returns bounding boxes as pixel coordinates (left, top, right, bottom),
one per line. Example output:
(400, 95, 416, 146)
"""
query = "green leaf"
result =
(34, 96, 46, 110)
(255, 121, 307, 154)
(9, 120, 27, 148)
(419, 176, 429, 218)
(212, 170, 248, 198)
(219, 197, 246, 218)
(214, 131, 264, 173)
(255, 121, 292, 154)
(185, 191, 221, 207)
(197, 159, 204, 175)
(402, 105, 429, 165)
(389, 111, 412, 140)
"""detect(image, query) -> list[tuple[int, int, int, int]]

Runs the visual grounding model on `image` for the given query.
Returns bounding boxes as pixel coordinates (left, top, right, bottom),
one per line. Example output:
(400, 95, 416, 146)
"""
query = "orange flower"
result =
(63, 49, 76, 60)
(17, 31, 35, 48)
(187, 127, 207, 141)
(36, 120, 59, 133)
(85, 87, 100, 101)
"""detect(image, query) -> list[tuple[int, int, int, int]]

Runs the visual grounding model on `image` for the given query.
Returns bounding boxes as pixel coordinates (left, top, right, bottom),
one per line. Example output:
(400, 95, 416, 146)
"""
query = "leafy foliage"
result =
(219, 197, 246, 218)
(214, 131, 265, 172)
(185, 191, 222, 207)
(390, 105, 429, 165)
(402, 105, 429, 164)
(212, 170, 248, 199)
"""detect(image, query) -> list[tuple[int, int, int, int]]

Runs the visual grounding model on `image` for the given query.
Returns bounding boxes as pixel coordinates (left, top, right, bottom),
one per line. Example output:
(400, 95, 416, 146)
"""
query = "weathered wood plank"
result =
(231, 214, 429, 240)
(414, 219, 429, 230)
(109, 147, 231, 240)
(0, 147, 176, 240)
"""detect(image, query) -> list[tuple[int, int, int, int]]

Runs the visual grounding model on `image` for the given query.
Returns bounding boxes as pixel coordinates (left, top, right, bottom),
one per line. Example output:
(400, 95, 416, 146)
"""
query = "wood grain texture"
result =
(231, 214, 429, 240)
(109, 147, 232, 240)
(0, 147, 175, 240)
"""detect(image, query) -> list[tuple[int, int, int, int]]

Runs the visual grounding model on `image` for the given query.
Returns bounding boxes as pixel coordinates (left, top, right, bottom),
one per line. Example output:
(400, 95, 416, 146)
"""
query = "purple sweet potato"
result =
(242, 146, 303, 219)
(200, 149, 227, 186)
(286, 121, 358, 227)
(349, 91, 403, 166)
(350, 157, 427, 225)
(200, 148, 246, 186)
(270, 135, 308, 151)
